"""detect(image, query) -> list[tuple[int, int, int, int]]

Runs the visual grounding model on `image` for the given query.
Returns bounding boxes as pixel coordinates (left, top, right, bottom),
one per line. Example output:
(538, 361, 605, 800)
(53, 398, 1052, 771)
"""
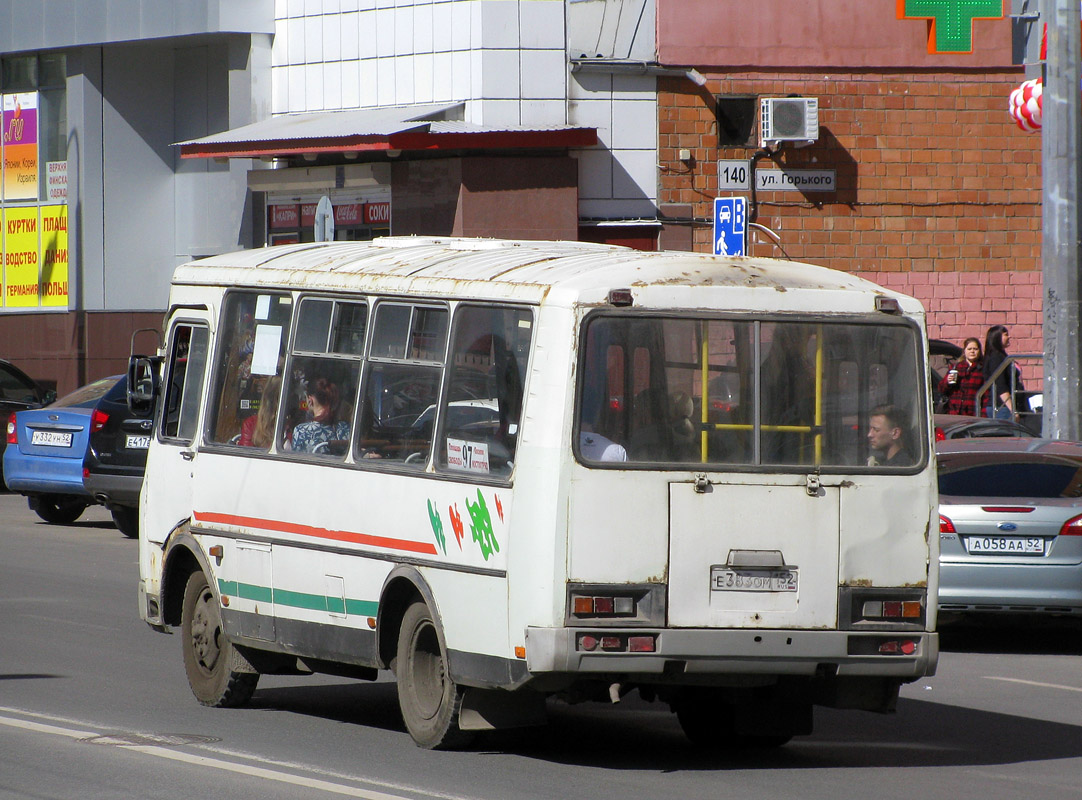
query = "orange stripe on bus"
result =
(192, 511, 439, 555)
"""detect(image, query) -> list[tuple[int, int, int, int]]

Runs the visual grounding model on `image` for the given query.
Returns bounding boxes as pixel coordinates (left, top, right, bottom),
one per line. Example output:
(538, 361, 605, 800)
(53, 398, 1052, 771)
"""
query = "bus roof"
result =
(172, 237, 921, 315)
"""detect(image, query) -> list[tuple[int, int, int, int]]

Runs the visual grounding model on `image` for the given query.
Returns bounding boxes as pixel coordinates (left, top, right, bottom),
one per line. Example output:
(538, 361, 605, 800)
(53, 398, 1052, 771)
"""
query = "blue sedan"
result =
(3, 375, 123, 524)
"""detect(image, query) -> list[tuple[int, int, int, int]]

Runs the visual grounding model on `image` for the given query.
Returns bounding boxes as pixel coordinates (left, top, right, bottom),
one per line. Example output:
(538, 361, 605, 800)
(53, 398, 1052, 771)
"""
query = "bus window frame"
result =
(573, 309, 929, 475)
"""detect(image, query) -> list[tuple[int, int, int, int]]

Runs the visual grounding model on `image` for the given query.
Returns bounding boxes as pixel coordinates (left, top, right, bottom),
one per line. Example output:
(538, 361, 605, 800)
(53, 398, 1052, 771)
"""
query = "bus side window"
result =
(206, 291, 293, 448)
(355, 303, 446, 466)
(438, 305, 533, 479)
(161, 324, 209, 442)
(281, 298, 367, 459)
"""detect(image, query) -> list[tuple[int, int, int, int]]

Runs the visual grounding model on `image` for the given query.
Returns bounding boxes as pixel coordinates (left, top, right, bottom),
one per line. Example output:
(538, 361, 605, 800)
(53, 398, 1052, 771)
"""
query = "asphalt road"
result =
(2, 492, 1082, 800)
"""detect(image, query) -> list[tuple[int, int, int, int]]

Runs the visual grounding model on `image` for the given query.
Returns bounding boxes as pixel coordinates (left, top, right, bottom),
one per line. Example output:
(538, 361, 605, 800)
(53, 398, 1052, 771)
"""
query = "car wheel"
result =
(32, 495, 88, 525)
(111, 506, 139, 538)
(180, 570, 258, 707)
(395, 600, 473, 749)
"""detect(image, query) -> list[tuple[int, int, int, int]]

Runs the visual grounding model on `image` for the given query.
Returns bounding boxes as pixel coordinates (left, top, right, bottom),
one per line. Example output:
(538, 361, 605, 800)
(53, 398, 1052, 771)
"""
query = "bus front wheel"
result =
(180, 570, 258, 708)
(395, 600, 474, 749)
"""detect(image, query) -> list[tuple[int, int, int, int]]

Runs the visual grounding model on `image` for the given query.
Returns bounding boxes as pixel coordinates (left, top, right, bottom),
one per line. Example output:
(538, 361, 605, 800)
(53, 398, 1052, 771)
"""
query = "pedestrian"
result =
(983, 325, 1023, 420)
(937, 337, 983, 416)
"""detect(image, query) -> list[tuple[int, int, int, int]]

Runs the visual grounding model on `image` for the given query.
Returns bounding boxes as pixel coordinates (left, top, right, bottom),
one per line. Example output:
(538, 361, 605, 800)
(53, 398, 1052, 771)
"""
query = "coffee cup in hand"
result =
(947, 369, 959, 384)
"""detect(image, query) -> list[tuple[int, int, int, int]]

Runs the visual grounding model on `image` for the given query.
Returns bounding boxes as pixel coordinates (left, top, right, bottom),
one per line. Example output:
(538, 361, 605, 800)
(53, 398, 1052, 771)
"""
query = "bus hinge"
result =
(806, 470, 822, 497)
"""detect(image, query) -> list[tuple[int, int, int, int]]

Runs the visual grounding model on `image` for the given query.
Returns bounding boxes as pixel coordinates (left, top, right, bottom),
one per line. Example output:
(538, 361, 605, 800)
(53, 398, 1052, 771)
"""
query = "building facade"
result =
(0, 0, 1046, 393)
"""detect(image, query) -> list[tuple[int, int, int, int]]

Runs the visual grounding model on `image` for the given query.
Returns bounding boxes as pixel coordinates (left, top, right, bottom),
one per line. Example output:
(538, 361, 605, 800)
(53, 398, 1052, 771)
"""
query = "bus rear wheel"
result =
(395, 600, 474, 749)
(181, 570, 258, 708)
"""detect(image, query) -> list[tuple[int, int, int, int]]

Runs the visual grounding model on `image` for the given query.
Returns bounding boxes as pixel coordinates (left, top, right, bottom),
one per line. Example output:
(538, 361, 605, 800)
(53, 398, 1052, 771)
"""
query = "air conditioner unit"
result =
(760, 97, 819, 146)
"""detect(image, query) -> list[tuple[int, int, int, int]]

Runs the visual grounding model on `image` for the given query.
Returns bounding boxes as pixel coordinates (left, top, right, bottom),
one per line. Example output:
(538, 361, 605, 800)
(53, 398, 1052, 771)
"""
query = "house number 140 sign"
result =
(717, 160, 751, 191)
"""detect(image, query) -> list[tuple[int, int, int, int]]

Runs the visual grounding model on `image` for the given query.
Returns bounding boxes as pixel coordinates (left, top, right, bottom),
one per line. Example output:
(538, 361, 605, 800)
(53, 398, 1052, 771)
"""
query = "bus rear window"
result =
(577, 315, 924, 470)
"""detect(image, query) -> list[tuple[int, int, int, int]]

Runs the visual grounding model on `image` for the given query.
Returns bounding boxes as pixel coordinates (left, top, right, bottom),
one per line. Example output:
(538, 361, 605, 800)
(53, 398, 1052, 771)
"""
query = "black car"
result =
(83, 374, 151, 537)
(0, 358, 54, 484)
(933, 413, 1035, 441)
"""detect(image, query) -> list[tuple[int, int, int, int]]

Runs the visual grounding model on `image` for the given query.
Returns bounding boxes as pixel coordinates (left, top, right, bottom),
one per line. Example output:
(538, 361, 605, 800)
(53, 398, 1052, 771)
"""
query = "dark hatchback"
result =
(83, 374, 151, 537)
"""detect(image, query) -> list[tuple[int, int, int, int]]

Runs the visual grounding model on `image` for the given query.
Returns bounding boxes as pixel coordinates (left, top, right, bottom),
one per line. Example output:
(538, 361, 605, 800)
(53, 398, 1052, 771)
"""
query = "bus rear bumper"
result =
(524, 627, 938, 680)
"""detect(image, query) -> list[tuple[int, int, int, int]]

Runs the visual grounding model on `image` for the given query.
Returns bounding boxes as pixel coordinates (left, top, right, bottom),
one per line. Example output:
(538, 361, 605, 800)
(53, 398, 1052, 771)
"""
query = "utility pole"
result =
(1042, 0, 1082, 439)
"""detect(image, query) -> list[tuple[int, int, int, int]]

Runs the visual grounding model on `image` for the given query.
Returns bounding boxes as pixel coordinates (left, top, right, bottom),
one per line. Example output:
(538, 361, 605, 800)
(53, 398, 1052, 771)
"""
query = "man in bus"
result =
(866, 405, 912, 466)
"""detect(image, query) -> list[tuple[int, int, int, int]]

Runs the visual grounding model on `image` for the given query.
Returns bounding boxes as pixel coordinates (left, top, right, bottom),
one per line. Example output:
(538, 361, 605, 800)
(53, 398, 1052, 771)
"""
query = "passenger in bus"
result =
(579, 430, 628, 462)
(866, 405, 912, 466)
(292, 375, 351, 454)
(239, 376, 282, 449)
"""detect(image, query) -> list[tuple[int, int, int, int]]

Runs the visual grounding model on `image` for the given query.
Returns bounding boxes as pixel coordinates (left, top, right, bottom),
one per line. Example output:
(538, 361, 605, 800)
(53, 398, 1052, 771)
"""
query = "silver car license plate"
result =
(125, 435, 151, 449)
(965, 536, 1044, 555)
(710, 567, 798, 592)
(31, 430, 72, 447)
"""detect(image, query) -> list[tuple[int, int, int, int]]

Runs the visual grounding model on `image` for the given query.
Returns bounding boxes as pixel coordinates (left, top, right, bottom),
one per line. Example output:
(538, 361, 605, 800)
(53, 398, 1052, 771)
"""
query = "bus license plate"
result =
(125, 435, 152, 449)
(965, 536, 1044, 555)
(31, 430, 72, 447)
(710, 567, 798, 592)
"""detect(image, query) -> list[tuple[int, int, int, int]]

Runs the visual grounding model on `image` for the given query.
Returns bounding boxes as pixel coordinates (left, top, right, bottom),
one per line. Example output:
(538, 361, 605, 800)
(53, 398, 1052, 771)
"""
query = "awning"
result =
(177, 103, 597, 159)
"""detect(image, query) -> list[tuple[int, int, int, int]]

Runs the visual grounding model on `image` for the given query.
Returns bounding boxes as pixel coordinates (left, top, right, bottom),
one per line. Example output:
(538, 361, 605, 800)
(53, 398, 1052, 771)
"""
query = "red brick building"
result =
(655, 0, 1043, 365)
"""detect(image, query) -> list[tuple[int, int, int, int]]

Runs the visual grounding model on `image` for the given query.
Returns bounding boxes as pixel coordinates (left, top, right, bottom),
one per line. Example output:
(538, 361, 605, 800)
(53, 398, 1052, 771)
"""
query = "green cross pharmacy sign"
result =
(897, 0, 1004, 53)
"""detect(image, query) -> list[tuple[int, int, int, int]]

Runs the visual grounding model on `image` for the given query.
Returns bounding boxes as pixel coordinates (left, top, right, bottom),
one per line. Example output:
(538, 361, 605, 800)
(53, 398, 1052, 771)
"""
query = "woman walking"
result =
(937, 337, 984, 416)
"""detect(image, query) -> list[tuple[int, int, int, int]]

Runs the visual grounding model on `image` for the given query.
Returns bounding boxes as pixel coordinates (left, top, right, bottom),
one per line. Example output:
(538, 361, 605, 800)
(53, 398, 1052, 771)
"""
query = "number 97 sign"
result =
(714, 197, 747, 257)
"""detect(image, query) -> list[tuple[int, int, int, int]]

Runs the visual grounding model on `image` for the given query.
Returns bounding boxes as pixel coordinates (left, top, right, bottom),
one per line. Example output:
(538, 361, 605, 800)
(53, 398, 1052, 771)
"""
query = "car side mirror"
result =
(41, 389, 57, 405)
(128, 355, 162, 416)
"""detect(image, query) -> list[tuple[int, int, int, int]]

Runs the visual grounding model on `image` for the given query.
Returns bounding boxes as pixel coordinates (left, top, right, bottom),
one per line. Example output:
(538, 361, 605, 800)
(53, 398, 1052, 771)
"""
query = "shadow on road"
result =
(243, 676, 1082, 771)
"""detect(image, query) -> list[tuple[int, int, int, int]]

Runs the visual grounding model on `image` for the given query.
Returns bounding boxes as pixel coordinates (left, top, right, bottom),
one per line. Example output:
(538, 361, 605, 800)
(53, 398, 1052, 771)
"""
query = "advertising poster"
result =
(40, 205, 68, 307)
(4, 206, 40, 307)
(3, 93, 39, 201)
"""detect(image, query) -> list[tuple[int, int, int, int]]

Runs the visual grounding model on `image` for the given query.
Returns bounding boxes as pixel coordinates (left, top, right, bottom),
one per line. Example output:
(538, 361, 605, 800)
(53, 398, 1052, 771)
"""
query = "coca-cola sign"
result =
(334, 203, 363, 225)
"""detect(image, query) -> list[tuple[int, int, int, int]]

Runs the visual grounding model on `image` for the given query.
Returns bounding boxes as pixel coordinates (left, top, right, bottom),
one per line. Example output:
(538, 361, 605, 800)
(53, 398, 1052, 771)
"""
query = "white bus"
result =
(132, 237, 938, 749)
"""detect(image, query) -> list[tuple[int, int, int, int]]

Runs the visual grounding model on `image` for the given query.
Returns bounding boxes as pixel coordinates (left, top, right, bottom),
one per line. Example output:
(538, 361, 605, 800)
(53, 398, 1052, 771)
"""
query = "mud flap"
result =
(458, 687, 548, 731)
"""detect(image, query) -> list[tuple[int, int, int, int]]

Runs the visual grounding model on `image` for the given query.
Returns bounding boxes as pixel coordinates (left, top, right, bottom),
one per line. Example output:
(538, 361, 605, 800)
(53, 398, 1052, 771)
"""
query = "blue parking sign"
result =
(713, 197, 747, 257)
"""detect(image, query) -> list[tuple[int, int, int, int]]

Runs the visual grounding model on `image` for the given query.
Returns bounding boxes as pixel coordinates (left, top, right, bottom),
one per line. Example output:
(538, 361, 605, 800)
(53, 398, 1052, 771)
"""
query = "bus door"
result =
(667, 477, 841, 629)
(143, 316, 212, 551)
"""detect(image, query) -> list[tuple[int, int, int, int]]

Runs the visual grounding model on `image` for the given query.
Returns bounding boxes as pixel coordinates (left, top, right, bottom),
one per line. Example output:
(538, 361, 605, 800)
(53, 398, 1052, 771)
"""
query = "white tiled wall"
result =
(273, 0, 567, 122)
(270, 0, 658, 217)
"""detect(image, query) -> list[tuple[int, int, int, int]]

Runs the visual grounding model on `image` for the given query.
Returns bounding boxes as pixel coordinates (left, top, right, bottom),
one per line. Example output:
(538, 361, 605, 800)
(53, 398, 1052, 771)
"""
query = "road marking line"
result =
(985, 676, 1082, 693)
(0, 711, 425, 800)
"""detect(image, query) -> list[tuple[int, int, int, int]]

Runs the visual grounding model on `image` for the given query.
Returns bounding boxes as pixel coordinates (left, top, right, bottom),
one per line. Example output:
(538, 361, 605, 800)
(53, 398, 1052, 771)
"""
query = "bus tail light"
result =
(576, 633, 657, 653)
(878, 639, 917, 655)
(863, 600, 922, 620)
(6, 412, 16, 445)
(571, 593, 636, 618)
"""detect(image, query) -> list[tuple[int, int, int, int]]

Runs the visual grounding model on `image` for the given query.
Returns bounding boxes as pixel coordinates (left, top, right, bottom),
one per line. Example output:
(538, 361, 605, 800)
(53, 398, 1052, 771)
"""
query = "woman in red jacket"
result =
(938, 337, 984, 416)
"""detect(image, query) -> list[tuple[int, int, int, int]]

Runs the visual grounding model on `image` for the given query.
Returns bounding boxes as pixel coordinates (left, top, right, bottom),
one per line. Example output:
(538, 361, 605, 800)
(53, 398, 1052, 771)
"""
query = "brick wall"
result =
(658, 70, 1043, 385)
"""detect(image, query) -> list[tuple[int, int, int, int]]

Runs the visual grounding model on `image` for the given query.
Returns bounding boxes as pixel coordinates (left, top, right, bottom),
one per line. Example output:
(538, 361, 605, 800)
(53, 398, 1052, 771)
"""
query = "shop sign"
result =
(40, 205, 68, 307)
(3, 92, 38, 201)
(365, 202, 391, 224)
(334, 203, 363, 225)
(4, 207, 40, 307)
(300, 203, 318, 227)
(46, 161, 67, 201)
(270, 204, 299, 229)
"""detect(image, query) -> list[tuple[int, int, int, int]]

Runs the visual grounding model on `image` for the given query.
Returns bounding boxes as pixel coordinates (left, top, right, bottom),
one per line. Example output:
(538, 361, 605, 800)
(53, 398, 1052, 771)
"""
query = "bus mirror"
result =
(128, 355, 162, 416)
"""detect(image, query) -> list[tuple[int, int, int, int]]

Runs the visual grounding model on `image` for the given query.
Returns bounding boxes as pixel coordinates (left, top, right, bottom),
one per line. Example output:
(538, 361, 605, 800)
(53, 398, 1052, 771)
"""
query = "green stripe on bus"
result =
(217, 578, 377, 617)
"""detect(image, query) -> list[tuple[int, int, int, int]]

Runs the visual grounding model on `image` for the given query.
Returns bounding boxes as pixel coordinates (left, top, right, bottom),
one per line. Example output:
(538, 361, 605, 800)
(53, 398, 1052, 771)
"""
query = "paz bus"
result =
(131, 237, 938, 749)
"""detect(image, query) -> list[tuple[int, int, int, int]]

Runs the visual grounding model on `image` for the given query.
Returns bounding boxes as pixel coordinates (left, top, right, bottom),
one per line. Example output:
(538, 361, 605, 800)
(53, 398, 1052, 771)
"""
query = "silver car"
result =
(937, 438, 1082, 617)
